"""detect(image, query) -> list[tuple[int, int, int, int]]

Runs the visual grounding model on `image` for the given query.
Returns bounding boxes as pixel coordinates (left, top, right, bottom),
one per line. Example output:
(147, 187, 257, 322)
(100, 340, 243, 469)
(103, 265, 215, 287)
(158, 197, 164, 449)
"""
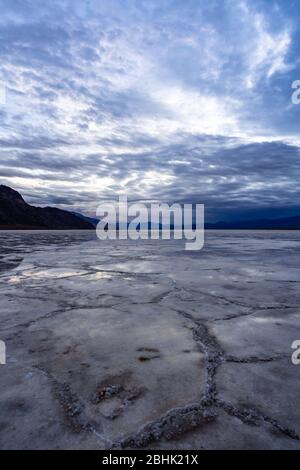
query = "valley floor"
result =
(0, 230, 300, 449)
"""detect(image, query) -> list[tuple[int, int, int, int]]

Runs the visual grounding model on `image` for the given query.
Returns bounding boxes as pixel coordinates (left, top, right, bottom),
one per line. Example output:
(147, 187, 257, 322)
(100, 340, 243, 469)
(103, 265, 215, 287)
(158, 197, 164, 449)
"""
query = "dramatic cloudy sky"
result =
(0, 0, 300, 221)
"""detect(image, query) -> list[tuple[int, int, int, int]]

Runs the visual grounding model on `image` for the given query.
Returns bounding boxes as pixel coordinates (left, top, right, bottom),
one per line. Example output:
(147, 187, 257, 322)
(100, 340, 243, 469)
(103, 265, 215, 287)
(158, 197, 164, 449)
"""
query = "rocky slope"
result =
(0, 185, 94, 230)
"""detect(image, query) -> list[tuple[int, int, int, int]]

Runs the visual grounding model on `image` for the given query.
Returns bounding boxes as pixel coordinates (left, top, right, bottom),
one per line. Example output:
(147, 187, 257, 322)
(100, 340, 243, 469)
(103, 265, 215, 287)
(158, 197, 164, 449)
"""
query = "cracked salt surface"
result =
(0, 230, 300, 449)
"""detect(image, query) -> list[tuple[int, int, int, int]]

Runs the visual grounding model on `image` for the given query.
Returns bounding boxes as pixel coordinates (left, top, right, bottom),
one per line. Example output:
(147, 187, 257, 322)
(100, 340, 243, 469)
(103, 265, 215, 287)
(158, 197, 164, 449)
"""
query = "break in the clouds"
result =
(0, 0, 300, 221)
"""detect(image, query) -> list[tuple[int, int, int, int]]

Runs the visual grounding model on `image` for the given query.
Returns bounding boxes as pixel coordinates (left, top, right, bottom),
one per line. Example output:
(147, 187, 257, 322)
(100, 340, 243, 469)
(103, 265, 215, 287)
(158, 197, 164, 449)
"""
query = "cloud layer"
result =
(0, 0, 299, 220)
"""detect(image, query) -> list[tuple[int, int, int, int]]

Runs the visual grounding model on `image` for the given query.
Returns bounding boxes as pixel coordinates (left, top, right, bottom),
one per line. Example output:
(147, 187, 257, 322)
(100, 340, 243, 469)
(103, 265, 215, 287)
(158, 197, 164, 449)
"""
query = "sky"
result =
(0, 0, 300, 222)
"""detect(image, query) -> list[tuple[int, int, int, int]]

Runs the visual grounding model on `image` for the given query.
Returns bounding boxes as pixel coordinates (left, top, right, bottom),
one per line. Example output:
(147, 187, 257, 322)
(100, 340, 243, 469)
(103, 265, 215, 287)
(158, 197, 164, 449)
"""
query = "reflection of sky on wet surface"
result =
(1, 230, 300, 309)
(1, 230, 300, 449)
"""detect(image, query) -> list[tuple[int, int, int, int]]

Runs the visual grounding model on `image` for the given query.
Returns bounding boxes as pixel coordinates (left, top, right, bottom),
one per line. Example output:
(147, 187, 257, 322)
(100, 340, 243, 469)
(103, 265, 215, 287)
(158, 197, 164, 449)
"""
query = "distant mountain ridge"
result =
(205, 215, 300, 230)
(0, 185, 94, 229)
(1, 184, 300, 230)
(71, 211, 99, 227)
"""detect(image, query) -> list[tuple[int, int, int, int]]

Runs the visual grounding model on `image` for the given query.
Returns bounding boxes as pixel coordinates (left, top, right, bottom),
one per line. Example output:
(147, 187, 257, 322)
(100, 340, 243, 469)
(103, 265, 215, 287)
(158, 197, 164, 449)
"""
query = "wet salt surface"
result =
(0, 230, 300, 449)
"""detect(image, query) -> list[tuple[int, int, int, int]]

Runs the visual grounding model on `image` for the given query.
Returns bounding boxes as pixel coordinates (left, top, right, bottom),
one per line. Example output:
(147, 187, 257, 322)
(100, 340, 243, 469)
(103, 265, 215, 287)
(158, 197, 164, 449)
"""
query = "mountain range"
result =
(1, 184, 300, 230)
(205, 216, 300, 230)
(0, 185, 94, 229)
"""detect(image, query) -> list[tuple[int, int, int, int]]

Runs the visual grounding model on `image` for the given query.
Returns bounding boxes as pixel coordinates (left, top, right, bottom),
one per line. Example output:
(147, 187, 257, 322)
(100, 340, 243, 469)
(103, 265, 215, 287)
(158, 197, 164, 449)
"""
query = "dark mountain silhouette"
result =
(71, 211, 99, 227)
(205, 215, 300, 230)
(1, 184, 300, 230)
(0, 185, 94, 229)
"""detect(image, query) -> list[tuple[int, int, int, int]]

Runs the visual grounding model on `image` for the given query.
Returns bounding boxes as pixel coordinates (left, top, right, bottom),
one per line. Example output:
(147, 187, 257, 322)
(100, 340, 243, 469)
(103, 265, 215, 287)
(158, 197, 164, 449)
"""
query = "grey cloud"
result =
(0, 0, 299, 220)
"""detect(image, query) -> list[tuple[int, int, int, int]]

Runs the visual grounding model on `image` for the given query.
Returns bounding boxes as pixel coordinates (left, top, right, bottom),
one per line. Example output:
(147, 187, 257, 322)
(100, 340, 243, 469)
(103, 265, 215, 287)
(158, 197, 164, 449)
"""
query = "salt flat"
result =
(0, 230, 300, 449)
